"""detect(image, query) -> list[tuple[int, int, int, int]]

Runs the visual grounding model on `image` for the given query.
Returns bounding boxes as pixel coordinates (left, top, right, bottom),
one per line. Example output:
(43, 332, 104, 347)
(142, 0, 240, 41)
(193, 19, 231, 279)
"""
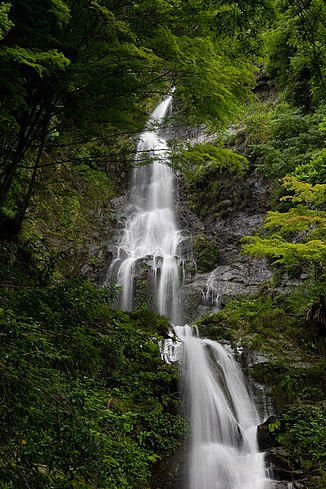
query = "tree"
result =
(0, 0, 272, 235)
(266, 0, 326, 107)
(242, 177, 326, 334)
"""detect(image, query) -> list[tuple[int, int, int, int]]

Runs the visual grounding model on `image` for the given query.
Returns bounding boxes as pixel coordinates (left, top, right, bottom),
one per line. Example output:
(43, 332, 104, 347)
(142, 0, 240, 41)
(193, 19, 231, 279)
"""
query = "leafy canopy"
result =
(242, 177, 326, 290)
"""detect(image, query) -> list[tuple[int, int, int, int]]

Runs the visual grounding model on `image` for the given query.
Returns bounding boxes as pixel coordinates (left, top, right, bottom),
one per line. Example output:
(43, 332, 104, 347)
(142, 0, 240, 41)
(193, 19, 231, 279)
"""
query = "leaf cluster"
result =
(192, 233, 219, 273)
(242, 176, 326, 295)
(276, 405, 326, 474)
(0, 278, 186, 488)
(246, 103, 326, 179)
(0, 0, 270, 238)
(180, 144, 250, 218)
(266, 0, 326, 106)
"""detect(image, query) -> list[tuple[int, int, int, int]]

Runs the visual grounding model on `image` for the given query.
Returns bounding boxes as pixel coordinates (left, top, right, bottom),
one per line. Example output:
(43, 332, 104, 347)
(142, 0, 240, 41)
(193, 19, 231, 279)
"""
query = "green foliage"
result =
(250, 360, 326, 404)
(0, 0, 266, 229)
(170, 37, 255, 130)
(239, 100, 274, 147)
(242, 171, 326, 306)
(266, 0, 326, 106)
(181, 144, 249, 218)
(129, 309, 171, 337)
(247, 103, 326, 179)
(133, 280, 154, 311)
(0, 2, 13, 40)
(196, 290, 316, 355)
(195, 313, 236, 343)
(176, 144, 248, 174)
(276, 405, 326, 473)
(294, 147, 326, 185)
(281, 176, 326, 208)
(193, 233, 219, 273)
(0, 279, 185, 488)
(0, 46, 70, 74)
(0, 238, 66, 286)
(212, 0, 275, 58)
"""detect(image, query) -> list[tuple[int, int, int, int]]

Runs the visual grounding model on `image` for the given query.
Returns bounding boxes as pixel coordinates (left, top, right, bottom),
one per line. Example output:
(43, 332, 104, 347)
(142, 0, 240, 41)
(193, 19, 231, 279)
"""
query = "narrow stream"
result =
(109, 96, 269, 488)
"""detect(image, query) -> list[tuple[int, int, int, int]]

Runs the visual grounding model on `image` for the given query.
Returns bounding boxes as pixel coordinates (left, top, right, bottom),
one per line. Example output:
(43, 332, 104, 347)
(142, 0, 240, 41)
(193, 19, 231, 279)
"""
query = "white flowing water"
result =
(109, 96, 268, 489)
(108, 95, 184, 323)
(203, 272, 221, 311)
(175, 325, 267, 489)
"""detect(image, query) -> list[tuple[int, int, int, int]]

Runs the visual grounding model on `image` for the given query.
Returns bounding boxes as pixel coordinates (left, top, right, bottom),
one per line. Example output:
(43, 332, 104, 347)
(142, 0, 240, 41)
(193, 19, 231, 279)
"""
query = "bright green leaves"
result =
(0, 0, 268, 230)
(0, 47, 70, 75)
(176, 144, 248, 174)
(264, 206, 326, 235)
(214, 0, 275, 57)
(276, 405, 326, 474)
(281, 176, 326, 208)
(90, 1, 136, 42)
(266, 0, 326, 105)
(243, 234, 326, 269)
(48, 0, 71, 28)
(242, 177, 326, 288)
(0, 2, 13, 40)
(180, 144, 250, 218)
(171, 36, 255, 129)
(294, 145, 326, 185)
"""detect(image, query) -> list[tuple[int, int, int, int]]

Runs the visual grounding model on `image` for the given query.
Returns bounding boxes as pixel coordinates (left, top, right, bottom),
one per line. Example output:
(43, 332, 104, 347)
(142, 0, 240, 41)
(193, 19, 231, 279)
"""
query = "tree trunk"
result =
(15, 119, 49, 227)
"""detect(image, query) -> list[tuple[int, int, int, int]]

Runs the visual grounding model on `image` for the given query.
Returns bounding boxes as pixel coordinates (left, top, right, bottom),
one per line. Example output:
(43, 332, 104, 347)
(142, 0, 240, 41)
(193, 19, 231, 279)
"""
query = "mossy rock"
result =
(129, 308, 171, 336)
(195, 313, 235, 342)
(248, 360, 326, 405)
(193, 233, 219, 273)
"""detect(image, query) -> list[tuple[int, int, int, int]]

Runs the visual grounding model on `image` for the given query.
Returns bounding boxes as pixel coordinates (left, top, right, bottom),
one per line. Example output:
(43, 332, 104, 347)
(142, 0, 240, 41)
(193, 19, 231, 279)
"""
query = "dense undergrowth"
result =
(0, 278, 186, 489)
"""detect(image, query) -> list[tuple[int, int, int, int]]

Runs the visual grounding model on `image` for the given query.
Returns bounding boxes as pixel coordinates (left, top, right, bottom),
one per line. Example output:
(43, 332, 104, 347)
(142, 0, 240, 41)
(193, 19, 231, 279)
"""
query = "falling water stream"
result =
(107, 94, 184, 324)
(175, 326, 267, 489)
(109, 96, 268, 488)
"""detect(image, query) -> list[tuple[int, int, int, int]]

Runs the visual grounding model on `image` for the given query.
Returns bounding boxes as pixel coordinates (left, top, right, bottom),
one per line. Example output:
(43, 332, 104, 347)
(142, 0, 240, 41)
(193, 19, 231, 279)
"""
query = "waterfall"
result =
(109, 96, 268, 488)
(107, 94, 184, 324)
(175, 325, 268, 489)
(203, 272, 221, 311)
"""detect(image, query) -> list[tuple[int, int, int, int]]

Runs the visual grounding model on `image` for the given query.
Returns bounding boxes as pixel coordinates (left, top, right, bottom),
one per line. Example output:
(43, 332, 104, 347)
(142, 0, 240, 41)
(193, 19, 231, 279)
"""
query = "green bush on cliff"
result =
(178, 144, 249, 218)
(193, 233, 219, 273)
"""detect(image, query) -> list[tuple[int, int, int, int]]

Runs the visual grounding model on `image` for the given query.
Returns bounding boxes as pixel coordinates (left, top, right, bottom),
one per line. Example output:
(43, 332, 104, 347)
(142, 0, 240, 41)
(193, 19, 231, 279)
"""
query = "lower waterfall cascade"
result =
(108, 96, 270, 488)
(175, 325, 268, 489)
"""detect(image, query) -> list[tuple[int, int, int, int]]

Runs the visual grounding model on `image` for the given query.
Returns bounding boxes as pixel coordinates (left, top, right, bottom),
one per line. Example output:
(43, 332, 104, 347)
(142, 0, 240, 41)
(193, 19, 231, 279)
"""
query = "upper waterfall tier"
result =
(107, 95, 185, 324)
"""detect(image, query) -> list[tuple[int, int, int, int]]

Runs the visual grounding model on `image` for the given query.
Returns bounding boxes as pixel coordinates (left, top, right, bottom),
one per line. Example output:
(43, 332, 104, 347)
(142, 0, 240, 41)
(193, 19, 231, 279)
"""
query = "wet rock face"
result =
(265, 447, 305, 481)
(150, 446, 185, 489)
(257, 416, 278, 451)
(176, 167, 270, 260)
(174, 167, 275, 320)
(266, 482, 308, 489)
(179, 259, 273, 322)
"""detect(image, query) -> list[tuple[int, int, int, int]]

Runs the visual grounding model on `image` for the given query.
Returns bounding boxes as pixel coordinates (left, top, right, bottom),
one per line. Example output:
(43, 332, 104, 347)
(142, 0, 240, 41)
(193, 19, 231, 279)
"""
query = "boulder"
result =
(257, 416, 278, 451)
(265, 447, 304, 481)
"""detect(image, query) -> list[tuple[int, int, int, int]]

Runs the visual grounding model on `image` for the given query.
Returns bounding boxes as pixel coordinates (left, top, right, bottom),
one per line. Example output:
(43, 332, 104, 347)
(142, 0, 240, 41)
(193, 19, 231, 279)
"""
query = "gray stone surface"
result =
(179, 258, 273, 322)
